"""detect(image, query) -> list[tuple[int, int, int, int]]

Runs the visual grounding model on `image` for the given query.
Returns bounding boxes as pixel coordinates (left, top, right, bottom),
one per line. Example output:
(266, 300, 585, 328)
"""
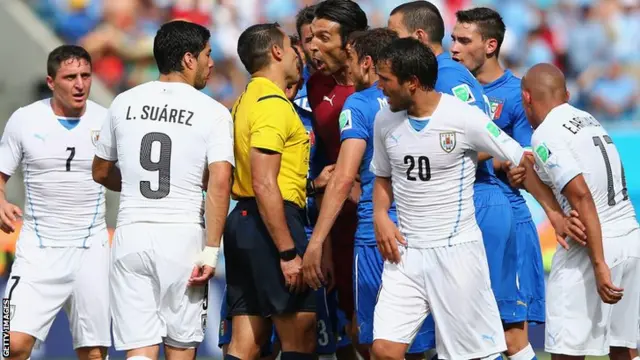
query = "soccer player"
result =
(223, 23, 315, 360)
(92, 21, 233, 360)
(0, 45, 110, 360)
(303, 0, 368, 343)
(449, 7, 544, 359)
(303, 28, 432, 359)
(514, 63, 640, 360)
(369, 37, 527, 360)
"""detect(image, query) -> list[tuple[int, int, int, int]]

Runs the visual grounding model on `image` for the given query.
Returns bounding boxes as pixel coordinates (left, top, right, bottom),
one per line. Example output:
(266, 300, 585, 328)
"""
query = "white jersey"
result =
(371, 94, 525, 248)
(531, 103, 638, 238)
(0, 99, 107, 247)
(96, 81, 234, 227)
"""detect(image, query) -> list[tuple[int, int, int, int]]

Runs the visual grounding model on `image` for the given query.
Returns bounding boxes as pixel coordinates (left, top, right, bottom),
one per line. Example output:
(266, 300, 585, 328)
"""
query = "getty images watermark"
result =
(2, 295, 10, 357)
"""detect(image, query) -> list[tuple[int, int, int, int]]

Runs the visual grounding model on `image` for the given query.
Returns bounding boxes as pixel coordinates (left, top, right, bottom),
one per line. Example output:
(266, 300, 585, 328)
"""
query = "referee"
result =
(224, 23, 316, 360)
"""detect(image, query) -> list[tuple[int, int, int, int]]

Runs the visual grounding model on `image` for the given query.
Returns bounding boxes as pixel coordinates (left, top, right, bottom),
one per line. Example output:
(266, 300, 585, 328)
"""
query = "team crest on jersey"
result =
(489, 98, 504, 120)
(452, 84, 476, 104)
(306, 129, 316, 147)
(440, 132, 456, 153)
(90, 130, 100, 146)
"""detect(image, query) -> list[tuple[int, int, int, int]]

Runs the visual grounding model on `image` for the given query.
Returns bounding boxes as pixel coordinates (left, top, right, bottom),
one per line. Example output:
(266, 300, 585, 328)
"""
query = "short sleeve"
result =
(435, 67, 486, 113)
(510, 98, 533, 148)
(340, 96, 369, 142)
(531, 132, 581, 193)
(370, 111, 391, 177)
(95, 106, 118, 161)
(0, 109, 24, 176)
(249, 98, 291, 153)
(206, 107, 235, 166)
(464, 106, 525, 166)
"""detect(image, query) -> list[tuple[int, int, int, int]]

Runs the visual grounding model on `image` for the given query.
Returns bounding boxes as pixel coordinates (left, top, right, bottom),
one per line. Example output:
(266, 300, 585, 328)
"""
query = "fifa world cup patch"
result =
(535, 143, 552, 163)
(339, 109, 352, 131)
(451, 84, 476, 104)
(439, 132, 456, 153)
(485, 122, 501, 137)
(91, 129, 100, 146)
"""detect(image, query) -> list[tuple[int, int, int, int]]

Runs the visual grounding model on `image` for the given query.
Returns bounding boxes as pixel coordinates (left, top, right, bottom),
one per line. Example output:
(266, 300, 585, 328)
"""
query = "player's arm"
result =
(0, 111, 24, 233)
(494, 99, 533, 171)
(532, 139, 622, 304)
(464, 108, 525, 167)
(92, 106, 122, 192)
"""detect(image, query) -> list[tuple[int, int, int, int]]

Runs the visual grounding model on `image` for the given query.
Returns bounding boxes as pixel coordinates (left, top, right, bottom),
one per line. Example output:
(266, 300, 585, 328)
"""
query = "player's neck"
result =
(428, 43, 444, 57)
(158, 72, 195, 88)
(50, 97, 85, 118)
(332, 67, 354, 86)
(252, 70, 288, 93)
(474, 60, 504, 85)
(408, 91, 441, 118)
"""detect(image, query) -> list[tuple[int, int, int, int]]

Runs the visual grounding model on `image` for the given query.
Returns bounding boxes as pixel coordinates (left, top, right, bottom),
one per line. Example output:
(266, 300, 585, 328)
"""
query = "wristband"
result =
(196, 246, 220, 268)
(279, 248, 297, 261)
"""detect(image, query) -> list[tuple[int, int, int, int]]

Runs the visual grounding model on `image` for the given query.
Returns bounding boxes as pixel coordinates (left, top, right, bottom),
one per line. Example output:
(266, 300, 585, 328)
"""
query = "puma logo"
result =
(323, 95, 336, 106)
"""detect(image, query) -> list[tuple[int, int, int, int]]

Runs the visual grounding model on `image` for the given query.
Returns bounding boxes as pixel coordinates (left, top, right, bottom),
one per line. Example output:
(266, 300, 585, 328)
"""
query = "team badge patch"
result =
(489, 98, 504, 120)
(452, 84, 476, 104)
(486, 122, 501, 137)
(339, 109, 352, 132)
(91, 130, 100, 146)
(535, 143, 552, 163)
(440, 132, 456, 153)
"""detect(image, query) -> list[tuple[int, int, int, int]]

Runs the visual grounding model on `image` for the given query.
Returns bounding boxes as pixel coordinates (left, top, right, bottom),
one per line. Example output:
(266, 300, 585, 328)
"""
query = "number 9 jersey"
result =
(95, 81, 235, 227)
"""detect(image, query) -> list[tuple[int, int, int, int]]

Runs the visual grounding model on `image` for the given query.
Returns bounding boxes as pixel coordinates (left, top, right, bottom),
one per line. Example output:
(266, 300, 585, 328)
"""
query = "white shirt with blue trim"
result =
(0, 99, 107, 247)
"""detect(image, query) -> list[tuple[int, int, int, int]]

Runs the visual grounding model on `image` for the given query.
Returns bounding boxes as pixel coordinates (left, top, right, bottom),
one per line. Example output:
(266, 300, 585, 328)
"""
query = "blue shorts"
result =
(355, 245, 434, 352)
(474, 186, 523, 323)
(514, 217, 545, 325)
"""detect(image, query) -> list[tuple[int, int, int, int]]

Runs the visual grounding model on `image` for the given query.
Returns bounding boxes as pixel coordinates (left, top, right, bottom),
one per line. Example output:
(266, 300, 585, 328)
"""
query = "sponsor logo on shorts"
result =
(440, 132, 456, 153)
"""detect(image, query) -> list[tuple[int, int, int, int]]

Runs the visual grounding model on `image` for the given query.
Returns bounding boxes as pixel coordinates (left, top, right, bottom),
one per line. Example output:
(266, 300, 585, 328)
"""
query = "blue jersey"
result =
(483, 70, 533, 218)
(339, 84, 396, 246)
(434, 53, 497, 186)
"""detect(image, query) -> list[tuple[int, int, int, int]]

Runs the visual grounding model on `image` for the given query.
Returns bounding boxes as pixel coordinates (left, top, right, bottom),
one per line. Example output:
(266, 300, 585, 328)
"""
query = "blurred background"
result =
(0, 0, 638, 358)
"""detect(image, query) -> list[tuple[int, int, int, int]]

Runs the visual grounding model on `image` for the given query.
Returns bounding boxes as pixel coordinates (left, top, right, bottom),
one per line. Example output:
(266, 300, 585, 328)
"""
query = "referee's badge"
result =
(90, 130, 100, 146)
(440, 132, 456, 153)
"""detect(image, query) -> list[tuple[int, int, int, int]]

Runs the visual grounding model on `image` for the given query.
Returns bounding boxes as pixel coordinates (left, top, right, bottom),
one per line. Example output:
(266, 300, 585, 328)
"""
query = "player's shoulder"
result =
(84, 99, 107, 115)
(440, 93, 485, 116)
(7, 99, 54, 128)
(374, 106, 403, 128)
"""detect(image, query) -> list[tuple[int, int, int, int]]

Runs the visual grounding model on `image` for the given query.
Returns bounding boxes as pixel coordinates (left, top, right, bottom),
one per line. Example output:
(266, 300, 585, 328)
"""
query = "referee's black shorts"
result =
(223, 198, 316, 318)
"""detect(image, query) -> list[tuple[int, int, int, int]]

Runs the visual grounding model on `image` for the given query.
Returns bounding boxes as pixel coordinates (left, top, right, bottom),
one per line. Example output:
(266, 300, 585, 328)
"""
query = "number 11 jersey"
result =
(96, 81, 234, 227)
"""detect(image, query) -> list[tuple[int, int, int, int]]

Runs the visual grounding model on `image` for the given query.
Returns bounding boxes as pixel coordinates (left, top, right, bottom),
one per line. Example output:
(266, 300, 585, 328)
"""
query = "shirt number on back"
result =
(139, 132, 172, 199)
(404, 155, 431, 181)
(592, 135, 628, 206)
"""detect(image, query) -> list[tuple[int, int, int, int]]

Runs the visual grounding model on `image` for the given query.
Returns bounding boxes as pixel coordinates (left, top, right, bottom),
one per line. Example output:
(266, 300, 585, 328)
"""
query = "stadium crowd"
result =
(29, 0, 640, 120)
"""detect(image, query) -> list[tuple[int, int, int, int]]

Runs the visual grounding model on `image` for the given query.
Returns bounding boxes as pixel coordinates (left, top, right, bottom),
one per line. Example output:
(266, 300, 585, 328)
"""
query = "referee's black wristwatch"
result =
(279, 248, 298, 261)
(306, 178, 325, 197)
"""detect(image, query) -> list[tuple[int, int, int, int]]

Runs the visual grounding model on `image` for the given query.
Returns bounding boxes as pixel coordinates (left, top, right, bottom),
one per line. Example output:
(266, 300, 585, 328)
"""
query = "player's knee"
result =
(7, 333, 35, 360)
(370, 340, 403, 360)
(503, 324, 529, 356)
(277, 312, 316, 353)
(76, 346, 108, 360)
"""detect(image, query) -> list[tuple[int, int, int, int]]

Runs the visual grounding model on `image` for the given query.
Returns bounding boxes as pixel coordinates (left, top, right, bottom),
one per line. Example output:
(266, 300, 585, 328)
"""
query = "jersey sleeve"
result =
(339, 96, 369, 142)
(436, 67, 486, 113)
(370, 111, 391, 177)
(464, 107, 525, 166)
(95, 105, 118, 161)
(249, 98, 291, 153)
(206, 107, 235, 166)
(510, 98, 533, 147)
(0, 109, 24, 176)
(531, 132, 581, 192)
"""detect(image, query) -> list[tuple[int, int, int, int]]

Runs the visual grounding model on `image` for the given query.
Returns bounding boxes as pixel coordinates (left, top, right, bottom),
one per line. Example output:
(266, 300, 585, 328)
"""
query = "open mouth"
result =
(312, 58, 327, 71)
(72, 93, 85, 101)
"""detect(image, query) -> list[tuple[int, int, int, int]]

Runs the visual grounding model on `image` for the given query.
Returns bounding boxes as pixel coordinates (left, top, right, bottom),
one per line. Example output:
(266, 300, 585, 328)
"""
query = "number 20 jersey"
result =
(96, 81, 234, 227)
(370, 94, 525, 248)
(531, 103, 638, 238)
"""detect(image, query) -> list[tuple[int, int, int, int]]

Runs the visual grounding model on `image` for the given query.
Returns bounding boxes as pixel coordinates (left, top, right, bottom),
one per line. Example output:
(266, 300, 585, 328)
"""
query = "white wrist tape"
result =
(196, 246, 220, 268)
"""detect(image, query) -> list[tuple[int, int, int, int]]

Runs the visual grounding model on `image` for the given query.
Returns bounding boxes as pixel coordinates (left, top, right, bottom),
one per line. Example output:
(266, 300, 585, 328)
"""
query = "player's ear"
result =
(486, 38, 498, 57)
(46, 75, 55, 92)
(183, 52, 196, 71)
(271, 43, 284, 62)
(363, 55, 373, 71)
(414, 29, 428, 44)
(565, 90, 571, 102)
(521, 89, 531, 105)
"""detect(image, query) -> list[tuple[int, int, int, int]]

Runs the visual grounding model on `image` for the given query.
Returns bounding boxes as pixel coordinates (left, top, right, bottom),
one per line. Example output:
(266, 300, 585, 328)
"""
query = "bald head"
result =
(522, 63, 567, 102)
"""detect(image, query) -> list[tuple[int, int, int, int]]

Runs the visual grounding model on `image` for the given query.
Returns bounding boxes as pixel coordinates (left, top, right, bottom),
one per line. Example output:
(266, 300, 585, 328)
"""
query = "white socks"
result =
(508, 343, 536, 360)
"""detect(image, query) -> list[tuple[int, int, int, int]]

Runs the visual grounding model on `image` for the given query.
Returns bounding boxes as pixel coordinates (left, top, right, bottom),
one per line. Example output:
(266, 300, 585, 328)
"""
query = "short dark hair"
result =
(377, 37, 438, 90)
(153, 20, 211, 75)
(47, 45, 92, 78)
(455, 7, 506, 57)
(290, 34, 300, 48)
(237, 23, 285, 74)
(347, 28, 399, 64)
(390, 1, 445, 44)
(314, 0, 368, 48)
(296, 5, 316, 39)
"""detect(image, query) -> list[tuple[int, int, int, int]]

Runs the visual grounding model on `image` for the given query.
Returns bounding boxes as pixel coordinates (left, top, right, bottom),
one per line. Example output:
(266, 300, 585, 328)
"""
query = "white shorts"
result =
(373, 240, 506, 360)
(4, 230, 111, 349)
(545, 228, 640, 356)
(110, 223, 208, 351)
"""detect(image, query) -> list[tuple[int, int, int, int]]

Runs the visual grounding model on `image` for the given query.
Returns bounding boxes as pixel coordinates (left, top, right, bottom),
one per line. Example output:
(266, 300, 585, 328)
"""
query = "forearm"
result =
(254, 183, 296, 252)
(348, 181, 361, 204)
(0, 173, 9, 204)
(310, 174, 354, 245)
(101, 166, 122, 192)
(205, 175, 231, 248)
(478, 152, 492, 162)
(373, 177, 393, 216)
(573, 196, 605, 266)
(523, 167, 565, 221)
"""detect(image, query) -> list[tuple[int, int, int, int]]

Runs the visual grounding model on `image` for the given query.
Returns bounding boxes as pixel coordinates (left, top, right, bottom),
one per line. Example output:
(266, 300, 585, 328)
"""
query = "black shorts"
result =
(224, 198, 316, 318)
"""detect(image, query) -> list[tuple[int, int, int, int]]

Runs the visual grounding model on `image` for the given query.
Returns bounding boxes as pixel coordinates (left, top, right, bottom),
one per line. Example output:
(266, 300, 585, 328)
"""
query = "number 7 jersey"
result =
(531, 103, 638, 238)
(371, 94, 525, 248)
(96, 81, 234, 227)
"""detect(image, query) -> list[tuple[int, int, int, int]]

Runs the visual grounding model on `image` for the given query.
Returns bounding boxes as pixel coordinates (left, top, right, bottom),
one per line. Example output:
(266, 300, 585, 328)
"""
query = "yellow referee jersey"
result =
(231, 77, 309, 208)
